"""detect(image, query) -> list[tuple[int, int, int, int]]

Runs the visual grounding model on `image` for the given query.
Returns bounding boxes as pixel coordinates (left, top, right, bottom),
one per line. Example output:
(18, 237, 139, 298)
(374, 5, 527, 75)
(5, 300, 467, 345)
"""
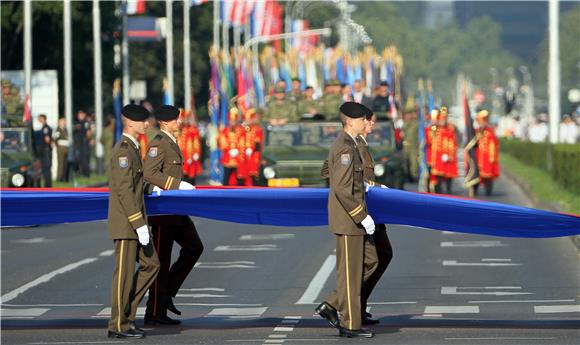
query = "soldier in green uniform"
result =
(296, 86, 320, 118)
(54, 117, 70, 182)
(316, 102, 377, 338)
(1, 80, 24, 126)
(318, 79, 343, 121)
(143, 105, 203, 326)
(402, 105, 419, 181)
(107, 104, 160, 339)
(263, 85, 298, 125)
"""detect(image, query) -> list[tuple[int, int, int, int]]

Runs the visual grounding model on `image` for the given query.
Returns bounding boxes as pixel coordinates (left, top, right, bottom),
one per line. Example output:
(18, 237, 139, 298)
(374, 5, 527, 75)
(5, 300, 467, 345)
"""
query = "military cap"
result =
(274, 85, 286, 93)
(121, 104, 150, 121)
(154, 105, 180, 121)
(2, 79, 10, 87)
(339, 101, 371, 119)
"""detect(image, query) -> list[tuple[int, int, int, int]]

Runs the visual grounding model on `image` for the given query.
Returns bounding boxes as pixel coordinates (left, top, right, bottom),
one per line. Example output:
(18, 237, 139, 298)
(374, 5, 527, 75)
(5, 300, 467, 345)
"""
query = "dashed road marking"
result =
(424, 306, 480, 314)
(214, 245, 278, 251)
(296, 255, 335, 304)
(99, 250, 114, 256)
(469, 299, 575, 304)
(239, 234, 295, 241)
(11, 237, 54, 244)
(534, 305, 580, 313)
(443, 260, 521, 267)
(195, 261, 257, 268)
(176, 294, 232, 298)
(206, 307, 268, 318)
(441, 241, 506, 248)
(441, 286, 532, 296)
(179, 288, 225, 292)
(0, 308, 49, 317)
(93, 307, 146, 318)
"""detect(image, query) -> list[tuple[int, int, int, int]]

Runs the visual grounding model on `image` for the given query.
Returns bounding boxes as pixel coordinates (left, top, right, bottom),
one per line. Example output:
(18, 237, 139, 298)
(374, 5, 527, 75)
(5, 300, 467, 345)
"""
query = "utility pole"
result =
(64, 0, 74, 161)
(93, 0, 104, 174)
(166, 0, 174, 105)
(548, 0, 561, 143)
(183, 0, 192, 112)
(24, 0, 32, 118)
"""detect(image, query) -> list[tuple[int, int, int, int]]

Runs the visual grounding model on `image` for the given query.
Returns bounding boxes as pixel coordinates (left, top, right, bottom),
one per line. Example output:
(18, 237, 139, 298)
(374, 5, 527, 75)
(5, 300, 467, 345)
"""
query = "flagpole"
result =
(184, 0, 192, 112)
(548, 0, 560, 143)
(166, 0, 175, 105)
(93, 0, 104, 174)
(64, 0, 74, 163)
(122, 1, 130, 105)
(24, 0, 32, 119)
(213, 0, 220, 50)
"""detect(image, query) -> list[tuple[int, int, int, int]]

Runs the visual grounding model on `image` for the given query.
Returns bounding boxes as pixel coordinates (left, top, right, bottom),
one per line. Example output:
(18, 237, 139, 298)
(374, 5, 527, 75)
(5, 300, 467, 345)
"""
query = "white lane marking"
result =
(195, 261, 257, 268)
(239, 234, 295, 241)
(424, 306, 480, 314)
(264, 340, 284, 344)
(481, 258, 512, 262)
(11, 237, 54, 244)
(281, 319, 300, 324)
(99, 250, 114, 257)
(28, 342, 132, 344)
(1, 308, 49, 317)
(441, 286, 532, 296)
(273, 326, 294, 332)
(441, 241, 506, 247)
(446, 337, 556, 341)
(1, 304, 103, 307)
(469, 299, 575, 304)
(214, 245, 278, 251)
(296, 255, 335, 304)
(534, 305, 580, 313)
(442, 231, 458, 235)
(93, 307, 146, 318)
(207, 307, 267, 318)
(176, 294, 232, 298)
(179, 288, 225, 292)
(284, 316, 302, 319)
(1, 257, 98, 303)
(369, 301, 417, 305)
(269, 334, 287, 338)
(177, 303, 262, 307)
(443, 260, 521, 267)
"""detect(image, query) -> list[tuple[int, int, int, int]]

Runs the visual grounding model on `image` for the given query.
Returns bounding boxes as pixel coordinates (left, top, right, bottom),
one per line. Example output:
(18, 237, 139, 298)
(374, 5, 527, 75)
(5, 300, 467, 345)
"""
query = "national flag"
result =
(22, 94, 31, 123)
(191, 0, 208, 5)
(127, 17, 160, 41)
(463, 87, 480, 189)
(112, 79, 123, 144)
(126, 0, 146, 15)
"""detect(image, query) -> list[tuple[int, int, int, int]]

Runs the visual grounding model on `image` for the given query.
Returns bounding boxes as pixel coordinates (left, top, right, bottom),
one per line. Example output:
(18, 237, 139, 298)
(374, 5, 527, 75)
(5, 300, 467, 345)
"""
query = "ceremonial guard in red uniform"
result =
(218, 109, 245, 186)
(429, 107, 458, 194)
(475, 110, 500, 196)
(240, 108, 264, 186)
(178, 112, 203, 185)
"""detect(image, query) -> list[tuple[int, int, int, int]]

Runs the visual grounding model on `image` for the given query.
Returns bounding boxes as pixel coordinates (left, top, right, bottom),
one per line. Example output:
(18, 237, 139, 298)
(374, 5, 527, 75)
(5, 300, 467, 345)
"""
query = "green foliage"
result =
(352, 2, 522, 104)
(501, 153, 579, 214)
(500, 139, 580, 194)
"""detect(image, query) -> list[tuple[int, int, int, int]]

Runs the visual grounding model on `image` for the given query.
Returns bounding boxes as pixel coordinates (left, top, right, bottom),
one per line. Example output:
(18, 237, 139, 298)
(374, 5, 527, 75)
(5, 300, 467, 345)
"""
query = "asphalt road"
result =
(2, 174, 579, 345)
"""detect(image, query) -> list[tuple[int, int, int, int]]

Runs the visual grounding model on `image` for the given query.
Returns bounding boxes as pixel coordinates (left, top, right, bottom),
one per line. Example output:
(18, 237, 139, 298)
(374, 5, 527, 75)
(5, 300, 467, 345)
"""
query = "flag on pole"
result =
(22, 95, 31, 123)
(463, 86, 480, 189)
(163, 78, 171, 105)
(112, 79, 123, 143)
(126, 0, 146, 15)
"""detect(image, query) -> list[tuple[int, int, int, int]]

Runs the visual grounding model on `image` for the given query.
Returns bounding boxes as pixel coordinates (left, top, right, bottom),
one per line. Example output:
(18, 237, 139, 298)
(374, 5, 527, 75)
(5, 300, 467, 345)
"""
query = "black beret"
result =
(339, 102, 371, 119)
(121, 104, 150, 121)
(154, 105, 180, 121)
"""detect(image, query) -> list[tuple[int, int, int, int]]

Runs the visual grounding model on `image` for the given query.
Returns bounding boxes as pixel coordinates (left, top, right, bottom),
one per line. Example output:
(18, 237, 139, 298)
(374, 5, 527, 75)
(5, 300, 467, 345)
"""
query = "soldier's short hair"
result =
(38, 114, 47, 120)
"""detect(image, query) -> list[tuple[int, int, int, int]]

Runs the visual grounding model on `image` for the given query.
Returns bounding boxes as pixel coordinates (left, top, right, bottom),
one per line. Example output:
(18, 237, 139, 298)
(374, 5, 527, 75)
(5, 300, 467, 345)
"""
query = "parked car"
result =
(0, 127, 42, 188)
(258, 120, 406, 188)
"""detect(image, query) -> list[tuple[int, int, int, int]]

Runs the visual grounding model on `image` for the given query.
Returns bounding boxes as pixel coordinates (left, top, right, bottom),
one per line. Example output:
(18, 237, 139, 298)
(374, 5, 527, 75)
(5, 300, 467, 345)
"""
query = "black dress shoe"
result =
(107, 329, 145, 339)
(144, 315, 181, 326)
(166, 296, 181, 316)
(129, 321, 145, 334)
(362, 316, 380, 325)
(364, 311, 372, 318)
(338, 327, 374, 338)
(315, 302, 340, 328)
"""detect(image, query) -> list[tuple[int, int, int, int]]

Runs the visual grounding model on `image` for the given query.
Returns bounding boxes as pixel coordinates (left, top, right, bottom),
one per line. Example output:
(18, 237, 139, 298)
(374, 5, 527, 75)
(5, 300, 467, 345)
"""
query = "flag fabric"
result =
(22, 95, 31, 123)
(127, 17, 159, 41)
(463, 89, 480, 188)
(191, 0, 208, 5)
(112, 79, 123, 144)
(126, 0, 146, 15)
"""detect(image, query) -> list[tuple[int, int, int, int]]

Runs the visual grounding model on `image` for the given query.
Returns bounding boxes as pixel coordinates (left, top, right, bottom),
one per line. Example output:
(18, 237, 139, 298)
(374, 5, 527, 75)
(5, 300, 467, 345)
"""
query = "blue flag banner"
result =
(1, 189, 578, 238)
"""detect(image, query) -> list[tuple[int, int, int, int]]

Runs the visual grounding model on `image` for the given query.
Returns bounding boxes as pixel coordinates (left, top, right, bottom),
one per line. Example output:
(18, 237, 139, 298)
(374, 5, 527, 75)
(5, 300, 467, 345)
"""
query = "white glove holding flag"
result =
(179, 181, 196, 190)
(152, 185, 162, 196)
(442, 153, 449, 162)
(361, 215, 375, 235)
(364, 181, 371, 192)
(246, 148, 253, 156)
(136, 225, 150, 246)
(193, 153, 199, 161)
(229, 148, 239, 157)
(380, 184, 389, 189)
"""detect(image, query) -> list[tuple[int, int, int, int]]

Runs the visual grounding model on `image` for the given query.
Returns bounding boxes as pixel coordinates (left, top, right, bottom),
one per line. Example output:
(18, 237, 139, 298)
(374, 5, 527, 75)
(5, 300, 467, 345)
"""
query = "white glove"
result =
(361, 215, 375, 235)
(364, 181, 371, 192)
(245, 148, 253, 156)
(152, 185, 162, 196)
(136, 225, 150, 246)
(193, 153, 199, 161)
(442, 153, 449, 162)
(179, 181, 196, 190)
(229, 148, 239, 157)
(380, 184, 389, 189)
(187, 158, 193, 165)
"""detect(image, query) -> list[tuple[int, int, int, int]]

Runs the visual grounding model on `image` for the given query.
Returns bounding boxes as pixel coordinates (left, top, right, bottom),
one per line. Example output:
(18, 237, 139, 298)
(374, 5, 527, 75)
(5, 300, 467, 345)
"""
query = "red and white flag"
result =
(23, 95, 31, 123)
(126, 0, 146, 15)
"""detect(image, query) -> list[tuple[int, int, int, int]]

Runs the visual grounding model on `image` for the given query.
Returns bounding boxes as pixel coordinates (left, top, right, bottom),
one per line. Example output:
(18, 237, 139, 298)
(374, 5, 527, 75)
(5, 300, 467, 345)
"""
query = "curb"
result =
(502, 167, 580, 251)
